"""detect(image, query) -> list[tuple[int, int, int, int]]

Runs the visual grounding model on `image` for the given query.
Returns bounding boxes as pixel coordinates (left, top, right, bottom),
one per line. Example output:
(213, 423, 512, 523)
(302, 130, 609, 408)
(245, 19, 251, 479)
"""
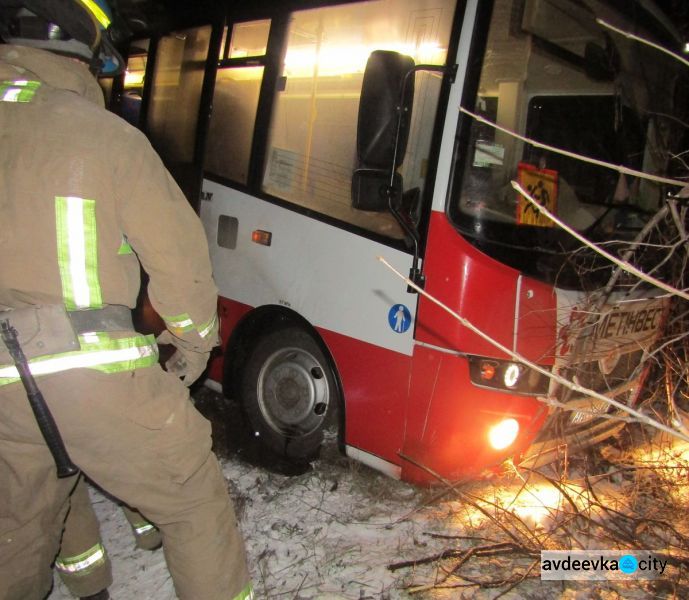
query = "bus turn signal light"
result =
(479, 360, 497, 381)
(251, 230, 272, 246)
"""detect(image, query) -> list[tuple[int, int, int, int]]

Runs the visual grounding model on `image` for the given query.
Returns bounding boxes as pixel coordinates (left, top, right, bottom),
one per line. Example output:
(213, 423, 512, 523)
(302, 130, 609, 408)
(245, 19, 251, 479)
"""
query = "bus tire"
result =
(240, 326, 337, 462)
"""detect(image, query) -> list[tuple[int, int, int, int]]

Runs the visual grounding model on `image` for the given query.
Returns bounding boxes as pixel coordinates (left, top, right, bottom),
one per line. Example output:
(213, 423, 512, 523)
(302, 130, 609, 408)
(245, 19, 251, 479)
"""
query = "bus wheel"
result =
(240, 326, 336, 461)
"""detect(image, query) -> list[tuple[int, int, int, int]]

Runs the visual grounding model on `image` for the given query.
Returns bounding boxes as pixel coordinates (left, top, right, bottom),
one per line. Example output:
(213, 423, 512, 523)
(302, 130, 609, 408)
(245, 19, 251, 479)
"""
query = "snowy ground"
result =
(47, 387, 689, 599)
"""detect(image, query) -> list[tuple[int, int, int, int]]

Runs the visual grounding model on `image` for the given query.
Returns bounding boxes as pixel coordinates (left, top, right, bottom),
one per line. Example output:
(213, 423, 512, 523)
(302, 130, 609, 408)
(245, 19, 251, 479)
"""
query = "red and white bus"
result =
(118, 0, 685, 484)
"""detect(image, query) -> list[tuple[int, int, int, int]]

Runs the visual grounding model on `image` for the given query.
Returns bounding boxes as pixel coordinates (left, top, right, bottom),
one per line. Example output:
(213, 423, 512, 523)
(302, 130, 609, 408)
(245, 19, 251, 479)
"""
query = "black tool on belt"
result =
(0, 319, 79, 478)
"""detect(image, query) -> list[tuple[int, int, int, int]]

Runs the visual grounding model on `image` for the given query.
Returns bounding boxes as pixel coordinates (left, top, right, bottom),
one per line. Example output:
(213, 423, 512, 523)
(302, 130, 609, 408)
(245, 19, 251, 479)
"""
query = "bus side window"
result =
(205, 20, 271, 185)
(118, 41, 148, 128)
(260, 0, 454, 240)
(205, 66, 264, 184)
(147, 26, 211, 202)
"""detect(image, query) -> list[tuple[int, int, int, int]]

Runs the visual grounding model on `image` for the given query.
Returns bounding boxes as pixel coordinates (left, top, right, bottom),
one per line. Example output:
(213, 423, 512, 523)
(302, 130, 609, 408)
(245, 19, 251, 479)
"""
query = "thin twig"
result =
(398, 452, 540, 550)
(511, 181, 689, 302)
(460, 107, 686, 187)
(597, 18, 689, 69)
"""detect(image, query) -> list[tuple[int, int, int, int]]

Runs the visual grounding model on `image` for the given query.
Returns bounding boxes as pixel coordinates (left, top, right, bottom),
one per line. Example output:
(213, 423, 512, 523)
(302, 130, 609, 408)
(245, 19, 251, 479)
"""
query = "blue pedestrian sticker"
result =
(388, 304, 411, 334)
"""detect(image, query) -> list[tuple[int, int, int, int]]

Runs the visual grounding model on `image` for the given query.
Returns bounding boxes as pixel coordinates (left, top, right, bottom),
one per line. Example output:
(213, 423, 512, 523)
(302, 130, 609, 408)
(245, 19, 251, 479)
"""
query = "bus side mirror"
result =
(584, 39, 619, 82)
(352, 169, 403, 211)
(352, 50, 415, 211)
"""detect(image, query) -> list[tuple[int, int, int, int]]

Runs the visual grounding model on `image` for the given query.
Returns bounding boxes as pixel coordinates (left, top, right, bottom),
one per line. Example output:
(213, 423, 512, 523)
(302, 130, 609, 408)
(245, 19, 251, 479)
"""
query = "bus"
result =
(118, 0, 687, 484)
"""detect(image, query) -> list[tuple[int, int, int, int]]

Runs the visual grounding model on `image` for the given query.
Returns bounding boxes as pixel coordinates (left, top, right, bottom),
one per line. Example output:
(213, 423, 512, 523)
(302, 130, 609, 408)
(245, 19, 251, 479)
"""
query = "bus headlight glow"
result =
(488, 418, 520, 450)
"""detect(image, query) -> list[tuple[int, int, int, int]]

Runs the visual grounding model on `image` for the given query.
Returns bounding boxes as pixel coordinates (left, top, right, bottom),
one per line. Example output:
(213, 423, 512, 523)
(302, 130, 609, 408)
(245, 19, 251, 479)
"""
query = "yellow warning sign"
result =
(516, 163, 558, 227)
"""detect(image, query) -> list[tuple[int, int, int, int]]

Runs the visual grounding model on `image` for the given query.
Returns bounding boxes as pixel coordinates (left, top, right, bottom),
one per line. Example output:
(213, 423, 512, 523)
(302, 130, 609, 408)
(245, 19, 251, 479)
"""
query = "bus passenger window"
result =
(120, 41, 148, 128)
(222, 19, 270, 59)
(205, 66, 264, 184)
(205, 20, 271, 185)
(148, 27, 211, 168)
(261, 0, 455, 239)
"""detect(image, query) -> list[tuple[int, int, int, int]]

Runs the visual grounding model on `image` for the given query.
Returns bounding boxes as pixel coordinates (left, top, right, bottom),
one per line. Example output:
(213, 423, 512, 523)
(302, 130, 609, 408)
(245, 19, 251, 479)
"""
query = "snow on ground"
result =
(47, 389, 689, 599)
(48, 433, 429, 600)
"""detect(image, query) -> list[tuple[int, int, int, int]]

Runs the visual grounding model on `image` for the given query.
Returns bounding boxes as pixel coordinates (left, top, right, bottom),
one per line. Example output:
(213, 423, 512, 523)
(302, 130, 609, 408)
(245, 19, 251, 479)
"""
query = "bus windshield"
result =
(450, 0, 688, 289)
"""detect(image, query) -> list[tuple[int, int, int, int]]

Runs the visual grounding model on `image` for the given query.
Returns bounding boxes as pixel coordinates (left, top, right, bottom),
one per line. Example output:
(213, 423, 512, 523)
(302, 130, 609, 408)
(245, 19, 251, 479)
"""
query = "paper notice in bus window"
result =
(515, 162, 558, 227)
(265, 147, 297, 193)
(473, 141, 504, 167)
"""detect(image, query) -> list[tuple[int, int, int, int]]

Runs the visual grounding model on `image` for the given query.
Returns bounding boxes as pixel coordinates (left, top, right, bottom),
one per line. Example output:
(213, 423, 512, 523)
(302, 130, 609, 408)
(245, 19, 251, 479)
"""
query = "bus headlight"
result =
(468, 355, 550, 395)
(503, 363, 521, 388)
(488, 418, 520, 450)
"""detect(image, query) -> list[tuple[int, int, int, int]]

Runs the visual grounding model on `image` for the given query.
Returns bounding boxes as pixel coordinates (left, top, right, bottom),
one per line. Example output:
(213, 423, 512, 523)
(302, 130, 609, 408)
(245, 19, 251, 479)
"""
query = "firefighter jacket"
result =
(0, 44, 219, 383)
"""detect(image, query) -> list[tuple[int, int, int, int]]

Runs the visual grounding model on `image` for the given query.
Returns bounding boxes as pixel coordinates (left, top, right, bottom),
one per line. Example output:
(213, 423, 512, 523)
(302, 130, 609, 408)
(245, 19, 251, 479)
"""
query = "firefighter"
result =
(0, 1, 253, 599)
(55, 477, 161, 599)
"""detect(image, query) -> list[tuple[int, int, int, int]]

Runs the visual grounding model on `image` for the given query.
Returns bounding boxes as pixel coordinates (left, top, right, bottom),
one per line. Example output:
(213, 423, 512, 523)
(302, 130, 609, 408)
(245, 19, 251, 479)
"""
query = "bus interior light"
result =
(488, 418, 520, 450)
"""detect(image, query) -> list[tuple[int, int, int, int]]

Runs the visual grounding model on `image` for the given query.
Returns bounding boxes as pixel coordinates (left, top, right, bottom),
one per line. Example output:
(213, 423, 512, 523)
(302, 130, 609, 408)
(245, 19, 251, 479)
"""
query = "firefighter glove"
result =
(157, 330, 210, 386)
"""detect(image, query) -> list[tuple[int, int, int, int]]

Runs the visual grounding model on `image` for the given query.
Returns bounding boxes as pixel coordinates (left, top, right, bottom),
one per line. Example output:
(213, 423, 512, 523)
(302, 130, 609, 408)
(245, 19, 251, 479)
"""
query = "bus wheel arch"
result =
(222, 306, 344, 462)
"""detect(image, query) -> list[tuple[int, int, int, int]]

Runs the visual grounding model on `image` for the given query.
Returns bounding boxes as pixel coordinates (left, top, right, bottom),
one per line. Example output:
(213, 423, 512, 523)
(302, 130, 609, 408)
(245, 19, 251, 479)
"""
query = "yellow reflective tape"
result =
(55, 196, 103, 310)
(77, 0, 111, 29)
(1, 87, 21, 102)
(55, 543, 106, 574)
(0, 79, 41, 102)
(163, 312, 218, 338)
(163, 313, 194, 333)
(163, 313, 192, 325)
(0, 334, 158, 385)
(134, 523, 156, 536)
(118, 235, 133, 255)
(198, 313, 218, 339)
(232, 584, 254, 600)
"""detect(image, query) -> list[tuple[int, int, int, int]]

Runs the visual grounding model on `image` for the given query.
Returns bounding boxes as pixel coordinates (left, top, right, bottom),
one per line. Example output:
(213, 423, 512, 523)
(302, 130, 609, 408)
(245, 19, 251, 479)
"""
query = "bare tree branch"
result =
(511, 181, 689, 301)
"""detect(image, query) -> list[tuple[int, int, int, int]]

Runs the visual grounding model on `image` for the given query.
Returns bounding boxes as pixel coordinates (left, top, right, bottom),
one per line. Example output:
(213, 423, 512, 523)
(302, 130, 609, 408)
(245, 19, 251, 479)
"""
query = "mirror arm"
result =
(385, 185, 425, 292)
(388, 64, 449, 190)
(387, 63, 454, 293)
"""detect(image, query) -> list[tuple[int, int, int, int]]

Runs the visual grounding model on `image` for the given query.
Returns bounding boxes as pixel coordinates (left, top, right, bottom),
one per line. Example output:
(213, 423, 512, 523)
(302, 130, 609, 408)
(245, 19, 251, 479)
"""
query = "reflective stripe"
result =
(81, 332, 105, 344)
(232, 584, 254, 600)
(0, 333, 158, 385)
(0, 79, 40, 102)
(78, 0, 111, 28)
(118, 235, 133, 255)
(1, 88, 21, 102)
(198, 313, 218, 339)
(55, 543, 106, 575)
(164, 313, 194, 334)
(133, 522, 156, 536)
(55, 197, 103, 310)
(164, 312, 218, 338)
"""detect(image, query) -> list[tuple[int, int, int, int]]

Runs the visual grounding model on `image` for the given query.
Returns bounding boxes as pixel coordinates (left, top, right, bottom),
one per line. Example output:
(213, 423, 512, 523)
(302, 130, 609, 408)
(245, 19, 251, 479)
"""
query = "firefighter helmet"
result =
(0, 0, 125, 75)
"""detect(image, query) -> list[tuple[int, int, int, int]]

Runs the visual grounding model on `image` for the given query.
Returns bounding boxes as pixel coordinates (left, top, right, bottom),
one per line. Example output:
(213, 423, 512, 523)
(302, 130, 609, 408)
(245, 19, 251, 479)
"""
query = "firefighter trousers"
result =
(56, 477, 162, 597)
(0, 364, 252, 600)
(55, 477, 112, 598)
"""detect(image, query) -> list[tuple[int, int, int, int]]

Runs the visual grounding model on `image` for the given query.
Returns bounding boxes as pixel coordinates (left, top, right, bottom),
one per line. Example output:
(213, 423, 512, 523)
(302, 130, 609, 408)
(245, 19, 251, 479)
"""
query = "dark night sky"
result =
(655, 0, 689, 41)
(118, 1, 689, 47)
